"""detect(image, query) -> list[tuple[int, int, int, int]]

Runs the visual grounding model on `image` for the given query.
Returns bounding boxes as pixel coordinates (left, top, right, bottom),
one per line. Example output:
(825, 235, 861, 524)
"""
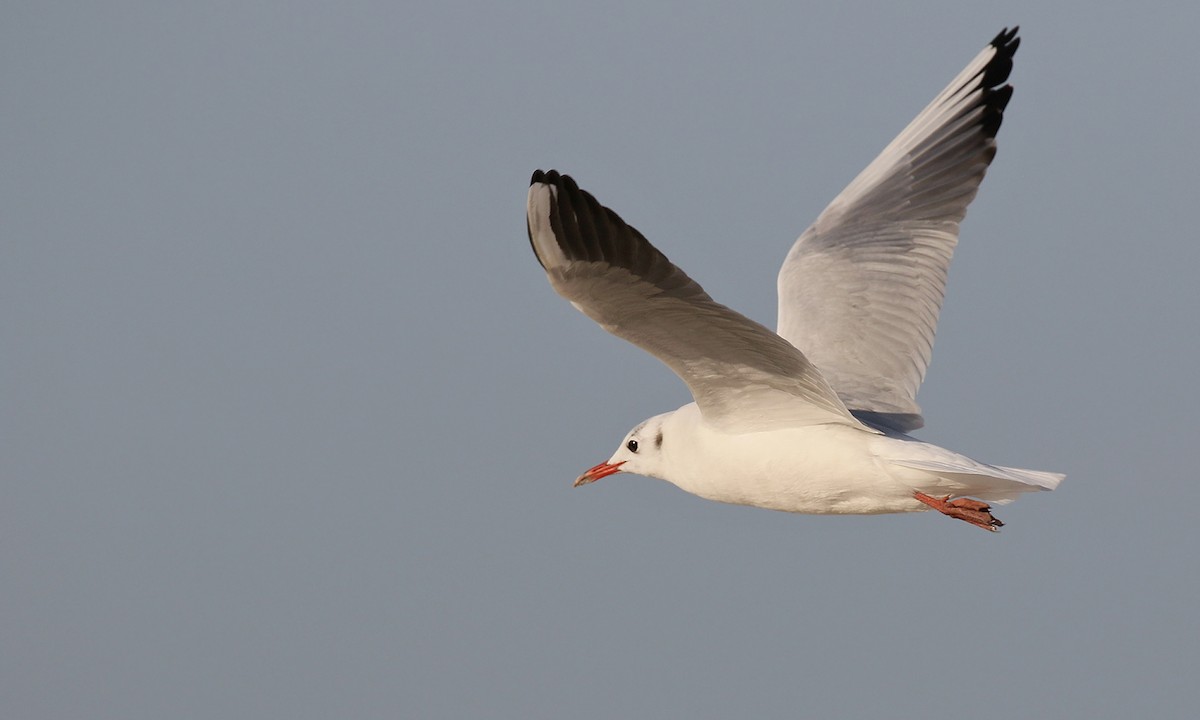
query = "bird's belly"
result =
(671, 425, 923, 515)
(688, 469, 921, 515)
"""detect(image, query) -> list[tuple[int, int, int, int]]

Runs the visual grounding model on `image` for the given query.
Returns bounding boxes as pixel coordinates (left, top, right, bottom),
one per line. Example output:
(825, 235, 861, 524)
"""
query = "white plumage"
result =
(526, 28, 1062, 531)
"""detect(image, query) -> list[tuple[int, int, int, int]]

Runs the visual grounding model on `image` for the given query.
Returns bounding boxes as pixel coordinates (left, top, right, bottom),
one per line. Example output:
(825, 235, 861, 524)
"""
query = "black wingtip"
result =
(983, 27, 1020, 88)
(990, 26, 1020, 51)
(525, 170, 692, 293)
(979, 84, 1014, 138)
(532, 169, 581, 193)
(977, 27, 1020, 140)
(527, 169, 609, 265)
(531, 168, 557, 186)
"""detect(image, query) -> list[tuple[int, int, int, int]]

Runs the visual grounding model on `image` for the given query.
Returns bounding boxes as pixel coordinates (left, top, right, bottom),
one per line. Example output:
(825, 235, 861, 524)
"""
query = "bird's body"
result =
(633, 405, 906, 515)
(616, 403, 1060, 517)
(526, 28, 1063, 531)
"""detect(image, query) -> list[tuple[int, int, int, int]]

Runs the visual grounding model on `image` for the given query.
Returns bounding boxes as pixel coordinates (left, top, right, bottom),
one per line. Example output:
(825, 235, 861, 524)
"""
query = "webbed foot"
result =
(914, 491, 1004, 532)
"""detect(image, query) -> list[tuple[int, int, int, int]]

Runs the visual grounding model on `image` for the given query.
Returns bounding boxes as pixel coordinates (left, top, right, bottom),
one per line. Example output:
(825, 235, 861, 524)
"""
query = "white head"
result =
(574, 412, 673, 487)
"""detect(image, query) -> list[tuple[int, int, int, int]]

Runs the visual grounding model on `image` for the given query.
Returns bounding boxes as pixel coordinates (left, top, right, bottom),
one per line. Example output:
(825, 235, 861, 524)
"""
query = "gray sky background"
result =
(5, 2, 1199, 718)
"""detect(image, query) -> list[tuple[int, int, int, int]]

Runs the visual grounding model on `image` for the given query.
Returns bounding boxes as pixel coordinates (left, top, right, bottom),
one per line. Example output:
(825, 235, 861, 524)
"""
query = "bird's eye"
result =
(626, 439, 639, 453)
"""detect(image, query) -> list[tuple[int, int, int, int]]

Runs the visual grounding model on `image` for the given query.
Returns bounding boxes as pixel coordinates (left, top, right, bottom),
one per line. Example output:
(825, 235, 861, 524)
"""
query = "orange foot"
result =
(913, 491, 1004, 532)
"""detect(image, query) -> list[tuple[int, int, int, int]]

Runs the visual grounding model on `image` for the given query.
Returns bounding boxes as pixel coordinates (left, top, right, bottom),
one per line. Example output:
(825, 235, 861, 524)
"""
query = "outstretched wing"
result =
(528, 170, 865, 433)
(777, 28, 1020, 432)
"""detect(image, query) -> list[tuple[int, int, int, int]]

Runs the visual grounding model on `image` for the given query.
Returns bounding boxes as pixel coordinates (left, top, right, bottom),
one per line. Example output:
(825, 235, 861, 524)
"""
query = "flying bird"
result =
(526, 28, 1062, 531)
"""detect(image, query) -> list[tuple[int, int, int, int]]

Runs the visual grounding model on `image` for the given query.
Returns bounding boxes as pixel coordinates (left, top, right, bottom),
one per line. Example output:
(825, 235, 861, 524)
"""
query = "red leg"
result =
(913, 491, 1004, 532)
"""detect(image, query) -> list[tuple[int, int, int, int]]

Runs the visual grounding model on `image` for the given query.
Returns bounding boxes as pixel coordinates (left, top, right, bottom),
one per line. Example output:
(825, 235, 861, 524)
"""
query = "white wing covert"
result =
(777, 28, 1020, 432)
(528, 170, 865, 433)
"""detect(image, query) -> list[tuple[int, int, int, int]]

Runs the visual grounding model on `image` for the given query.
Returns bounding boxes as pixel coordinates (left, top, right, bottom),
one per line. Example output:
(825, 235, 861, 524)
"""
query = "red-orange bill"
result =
(574, 460, 626, 487)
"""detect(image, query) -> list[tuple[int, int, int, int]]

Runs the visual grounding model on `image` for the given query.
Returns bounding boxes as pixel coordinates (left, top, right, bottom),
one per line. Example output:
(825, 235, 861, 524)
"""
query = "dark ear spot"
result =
(655, 430, 663, 449)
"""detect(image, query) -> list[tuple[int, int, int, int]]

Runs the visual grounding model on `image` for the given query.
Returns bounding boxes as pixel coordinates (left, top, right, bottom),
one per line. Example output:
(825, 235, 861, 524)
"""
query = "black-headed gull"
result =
(526, 28, 1062, 531)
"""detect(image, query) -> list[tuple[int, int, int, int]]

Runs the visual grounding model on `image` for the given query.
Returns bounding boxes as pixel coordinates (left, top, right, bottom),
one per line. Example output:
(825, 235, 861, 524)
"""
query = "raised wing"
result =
(777, 28, 1020, 432)
(528, 170, 865, 433)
